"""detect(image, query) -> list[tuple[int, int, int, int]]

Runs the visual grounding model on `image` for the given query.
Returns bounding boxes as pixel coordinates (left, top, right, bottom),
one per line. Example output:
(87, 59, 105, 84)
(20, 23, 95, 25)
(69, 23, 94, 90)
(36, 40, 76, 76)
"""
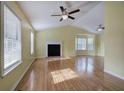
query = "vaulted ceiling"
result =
(18, 1, 104, 33)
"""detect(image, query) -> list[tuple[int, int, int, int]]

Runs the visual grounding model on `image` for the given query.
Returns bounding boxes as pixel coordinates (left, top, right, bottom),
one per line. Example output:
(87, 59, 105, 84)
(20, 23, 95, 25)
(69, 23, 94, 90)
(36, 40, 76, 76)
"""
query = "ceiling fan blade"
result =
(69, 9, 80, 14)
(68, 16, 75, 20)
(51, 14, 62, 16)
(60, 6, 64, 12)
(60, 18, 63, 21)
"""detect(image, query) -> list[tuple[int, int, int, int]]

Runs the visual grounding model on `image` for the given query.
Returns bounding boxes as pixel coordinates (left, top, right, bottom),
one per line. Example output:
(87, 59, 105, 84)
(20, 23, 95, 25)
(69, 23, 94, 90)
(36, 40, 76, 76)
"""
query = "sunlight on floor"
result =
(51, 68, 78, 84)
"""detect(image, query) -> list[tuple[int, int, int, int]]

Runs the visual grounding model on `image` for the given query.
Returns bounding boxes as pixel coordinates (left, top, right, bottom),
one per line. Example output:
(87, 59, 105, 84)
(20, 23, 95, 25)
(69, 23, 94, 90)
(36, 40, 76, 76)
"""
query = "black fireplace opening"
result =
(48, 44, 61, 57)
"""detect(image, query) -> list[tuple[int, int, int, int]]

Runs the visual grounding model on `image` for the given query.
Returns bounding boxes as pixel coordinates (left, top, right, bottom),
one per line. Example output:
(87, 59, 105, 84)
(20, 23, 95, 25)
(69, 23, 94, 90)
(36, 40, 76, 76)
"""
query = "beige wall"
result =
(36, 26, 97, 58)
(0, 2, 36, 90)
(96, 33, 104, 56)
(104, 2, 124, 77)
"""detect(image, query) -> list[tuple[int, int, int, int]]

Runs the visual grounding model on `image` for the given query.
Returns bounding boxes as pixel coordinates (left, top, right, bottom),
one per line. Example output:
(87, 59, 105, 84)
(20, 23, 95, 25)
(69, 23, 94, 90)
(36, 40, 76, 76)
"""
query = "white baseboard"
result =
(11, 58, 35, 91)
(104, 69, 124, 80)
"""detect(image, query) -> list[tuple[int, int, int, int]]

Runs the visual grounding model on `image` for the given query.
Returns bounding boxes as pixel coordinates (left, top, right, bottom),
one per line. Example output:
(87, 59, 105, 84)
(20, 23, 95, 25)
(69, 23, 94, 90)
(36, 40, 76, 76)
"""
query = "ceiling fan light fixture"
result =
(97, 28, 103, 32)
(96, 24, 105, 32)
(62, 15, 68, 20)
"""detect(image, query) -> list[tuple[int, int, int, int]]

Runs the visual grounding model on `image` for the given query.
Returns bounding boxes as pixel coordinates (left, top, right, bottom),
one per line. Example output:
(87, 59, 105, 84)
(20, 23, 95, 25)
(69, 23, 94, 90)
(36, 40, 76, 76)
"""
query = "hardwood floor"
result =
(15, 56, 124, 91)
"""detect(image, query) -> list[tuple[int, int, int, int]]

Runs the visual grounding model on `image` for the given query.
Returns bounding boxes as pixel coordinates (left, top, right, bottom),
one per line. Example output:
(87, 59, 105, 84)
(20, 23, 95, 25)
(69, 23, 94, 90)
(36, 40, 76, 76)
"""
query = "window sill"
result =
(30, 53, 34, 56)
(3, 61, 22, 76)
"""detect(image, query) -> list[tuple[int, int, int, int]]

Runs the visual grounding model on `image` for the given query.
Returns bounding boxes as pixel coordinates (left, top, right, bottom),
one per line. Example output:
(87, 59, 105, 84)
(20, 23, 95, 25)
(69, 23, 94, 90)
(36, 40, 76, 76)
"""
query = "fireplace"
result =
(48, 44, 61, 57)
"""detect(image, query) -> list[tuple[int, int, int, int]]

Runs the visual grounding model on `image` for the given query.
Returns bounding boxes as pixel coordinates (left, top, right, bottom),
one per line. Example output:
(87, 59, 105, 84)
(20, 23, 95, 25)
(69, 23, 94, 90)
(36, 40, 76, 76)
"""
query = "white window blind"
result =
(31, 31, 34, 55)
(88, 37, 94, 50)
(77, 38, 86, 50)
(4, 5, 21, 73)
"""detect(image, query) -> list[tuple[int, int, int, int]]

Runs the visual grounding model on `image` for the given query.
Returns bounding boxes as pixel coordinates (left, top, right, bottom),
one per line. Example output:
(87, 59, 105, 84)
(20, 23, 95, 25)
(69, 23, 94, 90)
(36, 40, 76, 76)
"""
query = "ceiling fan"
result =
(51, 6, 80, 21)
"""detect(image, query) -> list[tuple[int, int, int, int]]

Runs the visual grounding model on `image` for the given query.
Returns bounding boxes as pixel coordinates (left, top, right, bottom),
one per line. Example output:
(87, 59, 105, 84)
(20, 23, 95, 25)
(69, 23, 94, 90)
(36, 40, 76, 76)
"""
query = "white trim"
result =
(4, 61, 22, 76)
(104, 69, 124, 80)
(0, 2, 4, 77)
(46, 41, 62, 57)
(11, 58, 35, 91)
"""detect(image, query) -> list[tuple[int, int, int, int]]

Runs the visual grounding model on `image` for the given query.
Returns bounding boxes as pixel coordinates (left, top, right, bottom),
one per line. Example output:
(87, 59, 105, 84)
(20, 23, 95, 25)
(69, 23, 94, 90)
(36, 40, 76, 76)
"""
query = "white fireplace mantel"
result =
(46, 41, 62, 57)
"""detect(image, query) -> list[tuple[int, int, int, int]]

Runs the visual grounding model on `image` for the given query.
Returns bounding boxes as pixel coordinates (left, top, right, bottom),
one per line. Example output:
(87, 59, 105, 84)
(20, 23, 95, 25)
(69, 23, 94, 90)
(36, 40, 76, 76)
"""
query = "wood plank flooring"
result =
(15, 56, 124, 91)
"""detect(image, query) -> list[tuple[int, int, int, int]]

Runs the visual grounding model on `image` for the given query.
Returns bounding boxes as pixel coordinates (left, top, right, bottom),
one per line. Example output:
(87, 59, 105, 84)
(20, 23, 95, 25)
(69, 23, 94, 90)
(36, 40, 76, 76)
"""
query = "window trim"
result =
(0, 3, 22, 77)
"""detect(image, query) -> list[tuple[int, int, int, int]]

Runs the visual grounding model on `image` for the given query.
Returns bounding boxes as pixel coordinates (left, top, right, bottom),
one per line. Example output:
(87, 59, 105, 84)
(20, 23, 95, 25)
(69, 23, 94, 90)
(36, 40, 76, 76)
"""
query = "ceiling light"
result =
(96, 24, 105, 32)
(97, 28, 103, 32)
(62, 15, 68, 20)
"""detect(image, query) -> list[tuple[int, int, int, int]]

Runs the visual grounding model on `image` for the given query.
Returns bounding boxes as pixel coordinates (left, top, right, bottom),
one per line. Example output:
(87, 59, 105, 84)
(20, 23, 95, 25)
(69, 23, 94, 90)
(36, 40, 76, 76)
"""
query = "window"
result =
(30, 31, 34, 55)
(88, 38, 94, 50)
(76, 35, 94, 51)
(76, 38, 86, 50)
(3, 5, 21, 75)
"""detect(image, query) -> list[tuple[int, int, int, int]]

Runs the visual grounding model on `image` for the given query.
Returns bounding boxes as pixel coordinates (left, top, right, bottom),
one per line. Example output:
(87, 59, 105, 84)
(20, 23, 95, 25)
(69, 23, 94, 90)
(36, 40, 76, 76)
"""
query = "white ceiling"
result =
(18, 1, 104, 33)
